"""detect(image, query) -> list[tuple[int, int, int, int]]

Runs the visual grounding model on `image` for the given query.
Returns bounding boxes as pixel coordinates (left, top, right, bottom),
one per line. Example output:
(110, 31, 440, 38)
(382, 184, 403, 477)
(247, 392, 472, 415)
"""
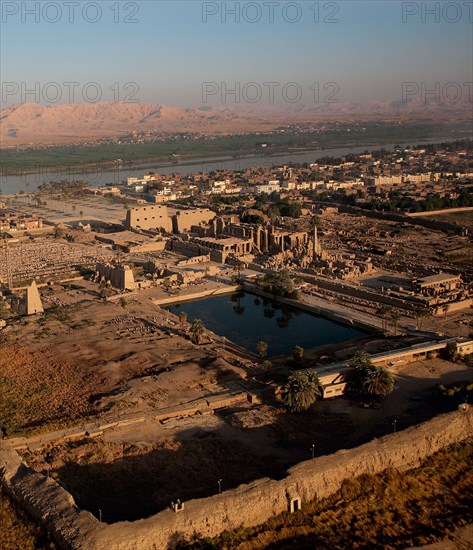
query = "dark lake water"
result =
(166, 291, 367, 356)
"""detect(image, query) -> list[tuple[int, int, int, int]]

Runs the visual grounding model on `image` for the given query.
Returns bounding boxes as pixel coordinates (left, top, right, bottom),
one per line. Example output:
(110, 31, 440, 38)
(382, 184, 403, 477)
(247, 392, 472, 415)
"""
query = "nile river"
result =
(0, 137, 461, 195)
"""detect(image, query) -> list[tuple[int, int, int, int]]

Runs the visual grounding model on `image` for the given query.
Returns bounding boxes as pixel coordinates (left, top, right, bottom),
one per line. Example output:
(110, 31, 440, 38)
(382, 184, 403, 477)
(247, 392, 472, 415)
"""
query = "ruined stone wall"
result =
(177, 254, 211, 266)
(433, 298, 472, 314)
(1, 409, 472, 550)
(169, 239, 210, 258)
(172, 209, 216, 233)
(339, 205, 466, 235)
(0, 444, 100, 549)
(125, 206, 172, 232)
(301, 272, 421, 311)
(124, 241, 167, 253)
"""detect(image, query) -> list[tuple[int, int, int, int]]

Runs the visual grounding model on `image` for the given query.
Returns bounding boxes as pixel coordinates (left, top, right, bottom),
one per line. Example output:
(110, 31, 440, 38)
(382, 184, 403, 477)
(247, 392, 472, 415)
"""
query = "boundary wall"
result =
(1, 408, 472, 549)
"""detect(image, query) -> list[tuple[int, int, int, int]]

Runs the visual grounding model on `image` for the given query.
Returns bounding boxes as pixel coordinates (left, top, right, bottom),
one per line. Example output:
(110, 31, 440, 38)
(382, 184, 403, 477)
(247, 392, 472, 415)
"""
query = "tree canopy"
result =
(190, 319, 205, 345)
(282, 369, 321, 412)
(348, 351, 394, 397)
(261, 269, 300, 299)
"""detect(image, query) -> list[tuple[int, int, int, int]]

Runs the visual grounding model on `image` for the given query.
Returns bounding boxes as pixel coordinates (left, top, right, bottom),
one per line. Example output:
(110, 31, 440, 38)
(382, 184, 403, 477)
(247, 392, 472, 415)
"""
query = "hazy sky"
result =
(1, 0, 472, 108)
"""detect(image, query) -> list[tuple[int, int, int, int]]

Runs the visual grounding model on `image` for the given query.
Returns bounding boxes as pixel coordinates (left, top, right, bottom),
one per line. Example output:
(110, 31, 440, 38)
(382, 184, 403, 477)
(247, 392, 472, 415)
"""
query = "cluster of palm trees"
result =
(282, 369, 321, 413)
(376, 305, 402, 335)
(376, 304, 433, 335)
(189, 319, 205, 345)
(348, 351, 394, 397)
(413, 306, 433, 330)
(281, 350, 395, 413)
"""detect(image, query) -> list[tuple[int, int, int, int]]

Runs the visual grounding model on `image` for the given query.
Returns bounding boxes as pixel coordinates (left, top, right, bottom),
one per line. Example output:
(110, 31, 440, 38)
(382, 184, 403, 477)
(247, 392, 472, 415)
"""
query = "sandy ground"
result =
(3, 276, 472, 521)
(5, 280, 471, 444)
(7, 193, 129, 225)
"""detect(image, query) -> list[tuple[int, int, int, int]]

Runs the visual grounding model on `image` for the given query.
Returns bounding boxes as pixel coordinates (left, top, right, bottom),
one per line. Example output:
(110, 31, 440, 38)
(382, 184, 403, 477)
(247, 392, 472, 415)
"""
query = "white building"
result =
(255, 182, 281, 194)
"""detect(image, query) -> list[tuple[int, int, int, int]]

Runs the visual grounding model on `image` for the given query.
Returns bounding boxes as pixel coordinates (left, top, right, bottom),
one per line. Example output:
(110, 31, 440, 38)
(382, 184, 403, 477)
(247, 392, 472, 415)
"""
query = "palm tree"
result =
(179, 311, 187, 325)
(234, 261, 244, 283)
(282, 370, 321, 412)
(257, 341, 268, 360)
(360, 365, 394, 396)
(414, 306, 430, 331)
(350, 350, 372, 370)
(190, 319, 205, 345)
(302, 368, 320, 385)
(348, 350, 372, 391)
(376, 305, 392, 333)
(389, 309, 402, 335)
(293, 345, 304, 362)
(349, 351, 394, 397)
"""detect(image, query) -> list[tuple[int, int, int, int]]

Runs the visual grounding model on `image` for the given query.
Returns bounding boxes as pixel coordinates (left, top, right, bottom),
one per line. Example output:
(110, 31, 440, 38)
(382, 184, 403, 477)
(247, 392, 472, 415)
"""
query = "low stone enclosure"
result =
(1, 407, 472, 549)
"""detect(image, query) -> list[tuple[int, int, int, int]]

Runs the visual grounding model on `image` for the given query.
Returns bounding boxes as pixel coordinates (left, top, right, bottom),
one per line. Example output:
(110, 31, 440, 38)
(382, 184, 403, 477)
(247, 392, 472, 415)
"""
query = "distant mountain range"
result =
(1, 98, 470, 146)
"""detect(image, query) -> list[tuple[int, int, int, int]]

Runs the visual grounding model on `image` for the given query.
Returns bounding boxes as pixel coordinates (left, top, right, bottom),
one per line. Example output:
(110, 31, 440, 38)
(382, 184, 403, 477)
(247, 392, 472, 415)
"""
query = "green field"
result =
(2, 122, 471, 175)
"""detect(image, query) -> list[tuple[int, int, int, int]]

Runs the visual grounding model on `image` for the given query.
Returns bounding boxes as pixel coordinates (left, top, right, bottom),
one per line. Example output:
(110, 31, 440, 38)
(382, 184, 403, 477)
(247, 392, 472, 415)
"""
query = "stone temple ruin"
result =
(1, 281, 44, 316)
(95, 263, 136, 291)
(118, 206, 377, 281)
(178, 215, 376, 278)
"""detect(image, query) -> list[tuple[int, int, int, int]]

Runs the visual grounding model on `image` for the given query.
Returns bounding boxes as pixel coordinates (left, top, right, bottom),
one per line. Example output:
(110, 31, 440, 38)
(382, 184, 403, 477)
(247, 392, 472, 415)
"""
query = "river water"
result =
(0, 136, 461, 195)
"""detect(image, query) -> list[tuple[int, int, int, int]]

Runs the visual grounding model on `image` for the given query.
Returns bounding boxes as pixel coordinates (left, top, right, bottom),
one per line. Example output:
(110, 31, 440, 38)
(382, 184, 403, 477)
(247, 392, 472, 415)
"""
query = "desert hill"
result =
(1, 98, 470, 146)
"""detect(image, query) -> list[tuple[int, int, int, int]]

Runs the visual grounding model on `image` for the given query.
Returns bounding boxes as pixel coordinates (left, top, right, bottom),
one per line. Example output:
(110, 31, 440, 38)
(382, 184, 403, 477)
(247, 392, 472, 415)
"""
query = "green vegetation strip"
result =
(2, 122, 470, 175)
(186, 440, 473, 550)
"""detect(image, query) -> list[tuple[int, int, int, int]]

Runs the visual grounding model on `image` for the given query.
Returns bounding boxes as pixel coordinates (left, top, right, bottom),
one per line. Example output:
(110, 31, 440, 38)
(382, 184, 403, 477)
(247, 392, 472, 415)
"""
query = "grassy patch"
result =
(0, 487, 55, 550)
(185, 440, 473, 549)
(0, 345, 100, 436)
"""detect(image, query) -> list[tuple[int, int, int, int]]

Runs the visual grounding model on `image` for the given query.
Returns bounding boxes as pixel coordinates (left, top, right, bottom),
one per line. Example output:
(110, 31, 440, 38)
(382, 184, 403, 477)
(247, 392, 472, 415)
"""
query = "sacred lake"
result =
(166, 291, 367, 357)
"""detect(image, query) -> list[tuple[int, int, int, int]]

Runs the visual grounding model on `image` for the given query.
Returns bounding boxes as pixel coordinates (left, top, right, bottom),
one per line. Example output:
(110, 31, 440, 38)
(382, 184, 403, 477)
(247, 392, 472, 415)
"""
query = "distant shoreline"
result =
(1, 134, 471, 180)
